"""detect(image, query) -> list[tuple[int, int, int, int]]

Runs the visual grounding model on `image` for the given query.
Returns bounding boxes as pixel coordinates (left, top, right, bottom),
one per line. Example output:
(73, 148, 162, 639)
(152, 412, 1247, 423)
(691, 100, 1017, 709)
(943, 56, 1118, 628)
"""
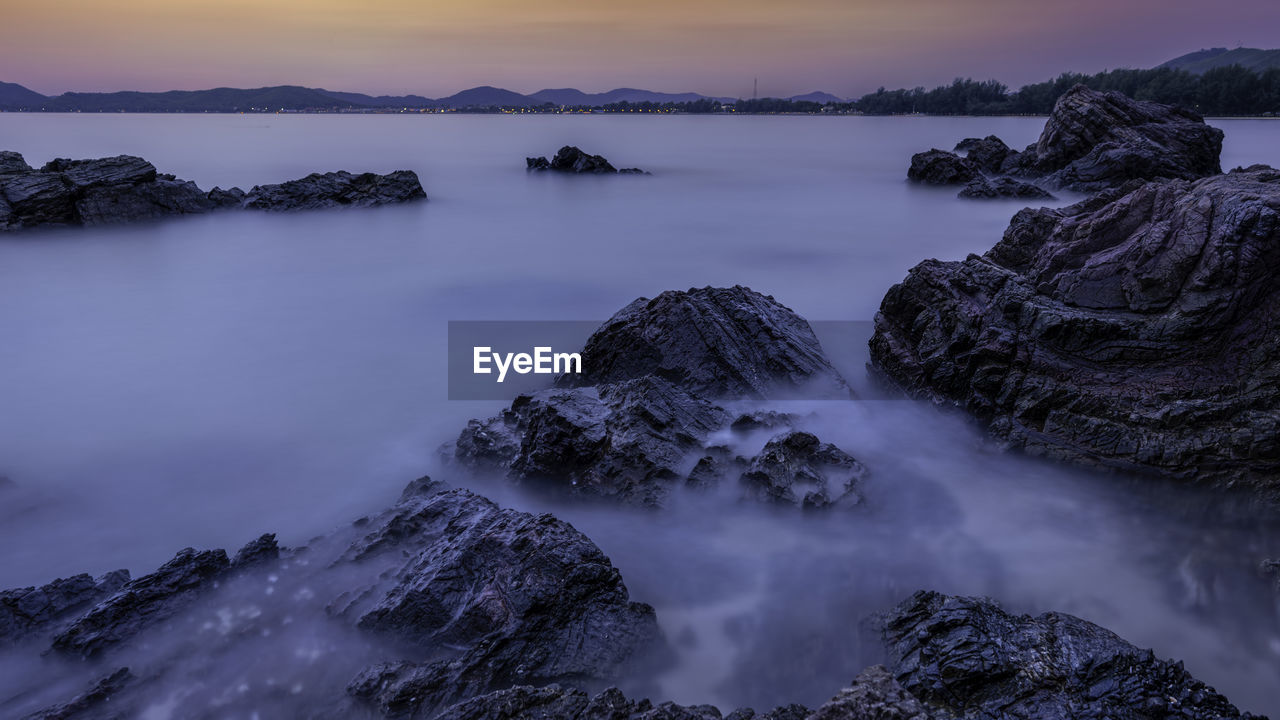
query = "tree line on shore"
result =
(586, 65, 1280, 116)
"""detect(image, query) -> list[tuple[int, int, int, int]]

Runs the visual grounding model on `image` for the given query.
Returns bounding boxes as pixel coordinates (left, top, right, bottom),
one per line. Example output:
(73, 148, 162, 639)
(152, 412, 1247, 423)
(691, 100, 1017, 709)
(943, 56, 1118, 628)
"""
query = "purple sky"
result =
(3, 0, 1278, 98)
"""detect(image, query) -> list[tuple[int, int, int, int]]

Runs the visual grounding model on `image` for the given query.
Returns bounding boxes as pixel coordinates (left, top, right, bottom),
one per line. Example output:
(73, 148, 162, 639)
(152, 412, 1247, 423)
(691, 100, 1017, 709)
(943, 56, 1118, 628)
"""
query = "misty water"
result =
(1, 114, 1279, 717)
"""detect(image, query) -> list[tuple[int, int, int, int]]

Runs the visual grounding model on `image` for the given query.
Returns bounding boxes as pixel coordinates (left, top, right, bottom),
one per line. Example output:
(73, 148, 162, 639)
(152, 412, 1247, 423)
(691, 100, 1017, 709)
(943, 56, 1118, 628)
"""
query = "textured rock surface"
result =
(906, 150, 977, 185)
(739, 432, 868, 509)
(0, 150, 426, 230)
(456, 377, 730, 506)
(880, 591, 1256, 720)
(957, 176, 1054, 200)
(22, 667, 134, 720)
(870, 166, 1280, 490)
(562, 286, 850, 399)
(241, 169, 427, 211)
(526, 145, 646, 174)
(1010, 85, 1224, 191)
(0, 570, 130, 645)
(954, 136, 1013, 174)
(340, 479, 661, 715)
(50, 547, 231, 657)
(808, 666, 932, 720)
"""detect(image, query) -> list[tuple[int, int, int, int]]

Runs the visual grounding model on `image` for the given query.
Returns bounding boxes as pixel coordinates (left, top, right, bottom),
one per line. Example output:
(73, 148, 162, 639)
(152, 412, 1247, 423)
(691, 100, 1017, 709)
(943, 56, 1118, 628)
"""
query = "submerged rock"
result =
(456, 377, 730, 506)
(340, 480, 661, 715)
(0, 150, 427, 231)
(740, 432, 867, 509)
(562, 286, 850, 399)
(906, 150, 977, 185)
(526, 145, 646, 174)
(880, 591, 1256, 720)
(870, 166, 1280, 491)
(241, 169, 427, 211)
(23, 667, 134, 720)
(1011, 85, 1224, 192)
(0, 570, 130, 645)
(957, 176, 1054, 200)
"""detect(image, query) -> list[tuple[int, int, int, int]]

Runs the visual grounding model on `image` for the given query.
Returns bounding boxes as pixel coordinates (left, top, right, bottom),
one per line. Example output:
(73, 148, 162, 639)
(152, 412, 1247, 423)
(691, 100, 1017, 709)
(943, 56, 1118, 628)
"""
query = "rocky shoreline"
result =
(0, 151, 426, 231)
(4, 280, 1271, 718)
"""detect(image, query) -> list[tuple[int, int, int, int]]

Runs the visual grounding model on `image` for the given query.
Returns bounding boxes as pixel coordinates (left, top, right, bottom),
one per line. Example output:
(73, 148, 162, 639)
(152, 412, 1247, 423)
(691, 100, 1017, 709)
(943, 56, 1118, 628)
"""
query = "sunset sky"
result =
(3, 0, 1278, 98)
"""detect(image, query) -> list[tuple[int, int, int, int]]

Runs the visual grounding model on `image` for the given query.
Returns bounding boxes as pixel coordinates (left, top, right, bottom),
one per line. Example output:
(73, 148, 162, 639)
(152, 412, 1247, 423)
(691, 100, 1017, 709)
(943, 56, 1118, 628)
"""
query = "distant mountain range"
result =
(1158, 47, 1280, 74)
(0, 82, 831, 112)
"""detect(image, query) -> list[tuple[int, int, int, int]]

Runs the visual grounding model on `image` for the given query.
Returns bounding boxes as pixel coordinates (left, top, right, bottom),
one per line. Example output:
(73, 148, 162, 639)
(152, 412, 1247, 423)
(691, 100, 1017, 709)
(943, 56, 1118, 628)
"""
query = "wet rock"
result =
(231, 532, 280, 567)
(562, 286, 850, 399)
(424, 683, 811, 720)
(870, 166, 1280, 491)
(880, 590, 1256, 720)
(957, 176, 1054, 200)
(686, 446, 744, 491)
(1, 571, 130, 645)
(906, 150, 977, 185)
(1011, 85, 1224, 191)
(206, 185, 245, 208)
(50, 547, 230, 657)
(740, 432, 867, 509)
(526, 145, 646, 175)
(241, 169, 427, 211)
(0, 150, 427, 230)
(340, 481, 661, 715)
(730, 411, 800, 433)
(808, 666, 932, 720)
(953, 135, 1011, 174)
(456, 377, 730, 506)
(22, 667, 134, 720)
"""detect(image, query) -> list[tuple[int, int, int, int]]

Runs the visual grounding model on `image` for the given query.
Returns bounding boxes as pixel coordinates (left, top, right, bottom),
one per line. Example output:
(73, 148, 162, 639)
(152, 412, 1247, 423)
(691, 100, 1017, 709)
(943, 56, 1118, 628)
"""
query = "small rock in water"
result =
(526, 145, 648, 174)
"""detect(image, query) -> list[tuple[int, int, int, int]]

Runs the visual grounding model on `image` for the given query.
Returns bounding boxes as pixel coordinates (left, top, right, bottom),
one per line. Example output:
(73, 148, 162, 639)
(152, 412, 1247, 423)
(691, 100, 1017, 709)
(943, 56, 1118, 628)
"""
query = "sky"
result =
(2, 0, 1279, 99)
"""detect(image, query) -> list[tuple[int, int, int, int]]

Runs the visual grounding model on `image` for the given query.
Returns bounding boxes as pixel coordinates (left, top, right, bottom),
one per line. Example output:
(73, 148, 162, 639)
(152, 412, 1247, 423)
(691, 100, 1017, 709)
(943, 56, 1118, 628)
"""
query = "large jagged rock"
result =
(526, 145, 646, 174)
(879, 591, 1257, 720)
(562, 286, 850, 399)
(870, 166, 1280, 491)
(907, 150, 977, 186)
(340, 479, 662, 715)
(0, 150, 427, 230)
(1011, 85, 1224, 192)
(0, 570, 130, 645)
(49, 547, 231, 657)
(456, 377, 731, 506)
(808, 666, 932, 720)
(241, 169, 427, 211)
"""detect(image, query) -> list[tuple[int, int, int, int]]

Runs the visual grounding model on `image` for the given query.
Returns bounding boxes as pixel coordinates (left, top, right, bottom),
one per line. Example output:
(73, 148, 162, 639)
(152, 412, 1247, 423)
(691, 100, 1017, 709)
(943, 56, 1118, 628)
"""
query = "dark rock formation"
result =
(954, 136, 1013, 174)
(231, 532, 280, 567)
(526, 145, 646, 174)
(906, 150, 977, 185)
(1010, 85, 1224, 192)
(880, 591, 1256, 720)
(957, 176, 1054, 200)
(561, 286, 850, 399)
(913, 87, 1223, 198)
(241, 169, 426, 211)
(0, 151, 426, 231)
(50, 547, 231, 657)
(456, 377, 730, 506)
(22, 667, 134, 720)
(420, 667, 924, 720)
(870, 166, 1280, 490)
(1, 570, 130, 645)
(808, 666, 932, 720)
(740, 432, 867, 509)
(339, 480, 661, 715)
